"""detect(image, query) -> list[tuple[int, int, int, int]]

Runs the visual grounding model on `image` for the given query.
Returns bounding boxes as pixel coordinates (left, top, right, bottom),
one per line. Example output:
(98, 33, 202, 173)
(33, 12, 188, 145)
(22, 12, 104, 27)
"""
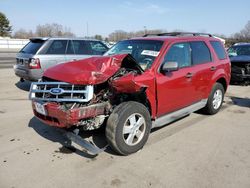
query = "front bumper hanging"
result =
(60, 128, 106, 155)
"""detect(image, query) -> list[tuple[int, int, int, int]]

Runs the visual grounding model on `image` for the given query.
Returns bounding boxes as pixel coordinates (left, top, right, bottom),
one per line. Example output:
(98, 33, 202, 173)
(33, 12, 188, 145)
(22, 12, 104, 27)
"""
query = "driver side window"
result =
(164, 43, 191, 68)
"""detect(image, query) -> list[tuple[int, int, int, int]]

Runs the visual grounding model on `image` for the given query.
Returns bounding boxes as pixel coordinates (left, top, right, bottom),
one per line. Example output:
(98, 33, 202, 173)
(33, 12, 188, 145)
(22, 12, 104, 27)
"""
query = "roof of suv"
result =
(131, 32, 224, 42)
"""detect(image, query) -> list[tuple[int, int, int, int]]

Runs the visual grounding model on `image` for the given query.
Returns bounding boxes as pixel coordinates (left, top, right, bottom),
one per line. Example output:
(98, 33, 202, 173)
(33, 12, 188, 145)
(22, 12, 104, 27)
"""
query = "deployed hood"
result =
(43, 54, 143, 85)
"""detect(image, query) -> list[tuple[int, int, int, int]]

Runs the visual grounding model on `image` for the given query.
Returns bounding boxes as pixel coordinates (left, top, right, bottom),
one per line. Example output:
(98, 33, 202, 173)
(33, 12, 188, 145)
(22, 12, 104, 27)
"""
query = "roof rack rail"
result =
(143, 32, 213, 37)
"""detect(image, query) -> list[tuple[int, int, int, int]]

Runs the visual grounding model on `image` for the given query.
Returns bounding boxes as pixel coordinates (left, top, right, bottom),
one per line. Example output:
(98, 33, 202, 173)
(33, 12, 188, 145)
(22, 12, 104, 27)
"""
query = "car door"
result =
(65, 40, 77, 62)
(38, 39, 67, 70)
(188, 41, 214, 100)
(156, 42, 198, 117)
(65, 40, 92, 62)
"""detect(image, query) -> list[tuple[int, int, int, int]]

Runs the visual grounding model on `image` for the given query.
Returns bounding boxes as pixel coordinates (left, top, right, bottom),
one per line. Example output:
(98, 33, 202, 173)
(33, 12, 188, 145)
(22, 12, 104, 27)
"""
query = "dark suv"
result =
(29, 32, 231, 155)
(228, 43, 250, 84)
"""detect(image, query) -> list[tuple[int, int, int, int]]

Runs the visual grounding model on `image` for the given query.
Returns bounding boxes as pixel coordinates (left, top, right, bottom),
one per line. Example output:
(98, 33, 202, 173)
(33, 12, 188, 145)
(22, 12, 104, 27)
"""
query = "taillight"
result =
(29, 58, 41, 69)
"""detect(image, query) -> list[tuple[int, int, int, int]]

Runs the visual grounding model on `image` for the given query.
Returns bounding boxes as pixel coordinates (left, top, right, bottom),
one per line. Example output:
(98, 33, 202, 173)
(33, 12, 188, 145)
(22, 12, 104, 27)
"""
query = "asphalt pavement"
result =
(0, 52, 16, 69)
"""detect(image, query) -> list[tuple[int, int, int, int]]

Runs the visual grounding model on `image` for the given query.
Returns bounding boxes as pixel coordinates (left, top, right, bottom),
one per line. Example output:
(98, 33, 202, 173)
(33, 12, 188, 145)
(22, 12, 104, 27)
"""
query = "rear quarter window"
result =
(210, 41, 227, 60)
(88, 41, 108, 55)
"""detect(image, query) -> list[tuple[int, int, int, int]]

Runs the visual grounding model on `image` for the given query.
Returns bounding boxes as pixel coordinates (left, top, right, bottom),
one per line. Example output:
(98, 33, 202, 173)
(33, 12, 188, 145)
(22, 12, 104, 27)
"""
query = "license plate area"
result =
(34, 102, 47, 116)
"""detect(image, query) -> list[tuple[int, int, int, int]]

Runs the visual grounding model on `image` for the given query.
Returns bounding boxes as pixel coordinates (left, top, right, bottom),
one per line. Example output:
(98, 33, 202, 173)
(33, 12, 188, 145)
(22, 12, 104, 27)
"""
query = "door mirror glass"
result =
(162, 61, 179, 72)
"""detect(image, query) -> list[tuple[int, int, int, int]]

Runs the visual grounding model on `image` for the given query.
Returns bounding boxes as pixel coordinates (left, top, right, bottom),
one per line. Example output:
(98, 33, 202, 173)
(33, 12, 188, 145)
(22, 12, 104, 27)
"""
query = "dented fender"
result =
(110, 73, 147, 93)
(110, 71, 157, 118)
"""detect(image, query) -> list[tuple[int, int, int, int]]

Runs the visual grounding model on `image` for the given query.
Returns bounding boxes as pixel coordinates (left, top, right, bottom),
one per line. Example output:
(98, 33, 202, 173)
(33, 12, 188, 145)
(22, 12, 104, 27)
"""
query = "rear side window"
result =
(210, 41, 227, 60)
(66, 40, 108, 55)
(190, 41, 212, 65)
(46, 40, 67, 54)
(67, 40, 89, 55)
(20, 40, 45, 54)
(164, 42, 191, 68)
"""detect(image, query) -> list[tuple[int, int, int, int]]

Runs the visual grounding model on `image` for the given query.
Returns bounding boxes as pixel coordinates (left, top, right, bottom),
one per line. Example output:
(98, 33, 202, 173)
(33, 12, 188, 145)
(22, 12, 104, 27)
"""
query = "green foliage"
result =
(0, 12, 12, 37)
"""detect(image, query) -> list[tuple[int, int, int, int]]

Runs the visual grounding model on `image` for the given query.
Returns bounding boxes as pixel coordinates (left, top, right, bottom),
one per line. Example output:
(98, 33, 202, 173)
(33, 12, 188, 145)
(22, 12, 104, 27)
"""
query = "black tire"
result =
(203, 83, 225, 115)
(105, 101, 152, 155)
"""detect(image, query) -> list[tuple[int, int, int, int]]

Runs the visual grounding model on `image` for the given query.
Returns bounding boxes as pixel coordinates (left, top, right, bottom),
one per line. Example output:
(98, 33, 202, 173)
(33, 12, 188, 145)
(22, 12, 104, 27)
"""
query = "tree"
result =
(13, 29, 34, 39)
(234, 20, 250, 40)
(35, 23, 75, 37)
(94, 34, 103, 41)
(108, 29, 166, 42)
(0, 12, 12, 37)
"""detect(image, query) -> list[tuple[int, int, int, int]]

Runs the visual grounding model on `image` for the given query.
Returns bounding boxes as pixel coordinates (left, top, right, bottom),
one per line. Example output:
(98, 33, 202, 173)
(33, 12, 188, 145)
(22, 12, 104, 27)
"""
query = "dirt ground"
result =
(0, 58, 250, 188)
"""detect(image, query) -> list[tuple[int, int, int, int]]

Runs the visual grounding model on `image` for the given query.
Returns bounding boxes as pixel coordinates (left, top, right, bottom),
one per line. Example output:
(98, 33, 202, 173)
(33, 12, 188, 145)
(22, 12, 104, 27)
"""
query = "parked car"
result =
(29, 32, 231, 155)
(228, 43, 250, 85)
(14, 37, 108, 81)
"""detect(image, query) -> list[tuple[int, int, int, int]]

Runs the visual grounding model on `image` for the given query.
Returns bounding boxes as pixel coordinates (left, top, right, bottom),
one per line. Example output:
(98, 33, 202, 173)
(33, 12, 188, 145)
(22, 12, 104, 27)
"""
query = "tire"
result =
(105, 101, 152, 155)
(203, 83, 225, 115)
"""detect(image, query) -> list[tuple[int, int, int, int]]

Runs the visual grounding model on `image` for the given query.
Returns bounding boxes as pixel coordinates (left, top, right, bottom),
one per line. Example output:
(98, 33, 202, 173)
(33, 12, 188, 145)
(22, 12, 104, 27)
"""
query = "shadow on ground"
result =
(15, 81, 31, 92)
(230, 97, 250, 108)
(28, 117, 118, 158)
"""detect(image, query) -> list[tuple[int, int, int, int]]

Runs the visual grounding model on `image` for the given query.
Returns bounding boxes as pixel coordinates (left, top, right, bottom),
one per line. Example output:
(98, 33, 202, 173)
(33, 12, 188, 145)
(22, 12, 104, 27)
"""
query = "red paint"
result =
(44, 54, 130, 85)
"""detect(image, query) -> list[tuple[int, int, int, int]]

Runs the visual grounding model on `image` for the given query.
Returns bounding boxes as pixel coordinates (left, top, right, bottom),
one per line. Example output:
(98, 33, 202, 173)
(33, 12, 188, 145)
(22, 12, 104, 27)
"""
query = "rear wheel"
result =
(105, 101, 151, 155)
(203, 83, 224, 115)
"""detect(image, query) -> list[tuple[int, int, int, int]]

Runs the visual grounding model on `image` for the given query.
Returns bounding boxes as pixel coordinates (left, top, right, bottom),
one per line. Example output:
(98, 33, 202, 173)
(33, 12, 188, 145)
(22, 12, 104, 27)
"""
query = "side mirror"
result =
(161, 61, 179, 72)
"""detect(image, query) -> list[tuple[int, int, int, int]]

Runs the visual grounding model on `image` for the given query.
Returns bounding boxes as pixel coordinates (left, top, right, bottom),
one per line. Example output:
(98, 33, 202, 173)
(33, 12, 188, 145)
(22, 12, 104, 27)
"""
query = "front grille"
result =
(29, 82, 94, 102)
(231, 62, 250, 74)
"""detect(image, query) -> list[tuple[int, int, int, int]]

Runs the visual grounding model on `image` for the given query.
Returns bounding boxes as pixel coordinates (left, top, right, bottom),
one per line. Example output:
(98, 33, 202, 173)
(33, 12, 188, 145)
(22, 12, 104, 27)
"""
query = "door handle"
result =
(185, 72, 193, 78)
(210, 66, 216, 71)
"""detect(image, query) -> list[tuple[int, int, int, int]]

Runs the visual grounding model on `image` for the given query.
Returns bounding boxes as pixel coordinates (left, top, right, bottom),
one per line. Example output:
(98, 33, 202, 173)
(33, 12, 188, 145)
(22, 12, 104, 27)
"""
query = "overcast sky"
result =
(1, 0, 250, 37)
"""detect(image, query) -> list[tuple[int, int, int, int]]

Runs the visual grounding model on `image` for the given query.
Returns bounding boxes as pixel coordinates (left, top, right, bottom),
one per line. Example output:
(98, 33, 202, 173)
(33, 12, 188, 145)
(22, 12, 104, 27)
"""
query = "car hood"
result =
(230, 55, 250, 62)
(43, 54, 142, 85)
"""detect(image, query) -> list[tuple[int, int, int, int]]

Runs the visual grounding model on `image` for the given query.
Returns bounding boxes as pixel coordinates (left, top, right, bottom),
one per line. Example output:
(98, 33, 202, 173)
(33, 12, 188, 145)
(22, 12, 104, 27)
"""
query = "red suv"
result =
(29, 32, 231, 155)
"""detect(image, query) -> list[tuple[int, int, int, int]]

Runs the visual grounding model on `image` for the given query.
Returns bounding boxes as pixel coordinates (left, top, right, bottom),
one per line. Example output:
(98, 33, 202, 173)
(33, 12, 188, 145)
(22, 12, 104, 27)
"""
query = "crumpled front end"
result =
(30, 53, 155, 129)
(32, 101, 110, 128)
(231, 61, 250, 84)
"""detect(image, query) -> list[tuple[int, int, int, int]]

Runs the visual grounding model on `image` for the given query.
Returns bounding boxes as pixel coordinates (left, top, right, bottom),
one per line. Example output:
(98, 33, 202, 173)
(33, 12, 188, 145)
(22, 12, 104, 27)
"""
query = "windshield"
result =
(228, 45, 250, 57)
(104, 40, 163, 70)
(20, 40, 45, 54)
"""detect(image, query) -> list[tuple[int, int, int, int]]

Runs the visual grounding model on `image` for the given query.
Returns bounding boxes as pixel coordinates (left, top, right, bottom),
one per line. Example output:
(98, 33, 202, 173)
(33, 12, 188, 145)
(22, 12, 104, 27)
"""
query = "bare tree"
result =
(35, 23, 75, 37)
(108, 29, 166, 42)
(13, 29, 34, 39)
(234, 20, 250, 39)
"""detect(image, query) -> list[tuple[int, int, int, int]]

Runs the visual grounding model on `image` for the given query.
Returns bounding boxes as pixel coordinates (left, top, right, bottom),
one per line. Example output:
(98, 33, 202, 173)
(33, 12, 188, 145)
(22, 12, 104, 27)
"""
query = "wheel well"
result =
(216, 77, 227, 91)
(115, 91, 152, 116)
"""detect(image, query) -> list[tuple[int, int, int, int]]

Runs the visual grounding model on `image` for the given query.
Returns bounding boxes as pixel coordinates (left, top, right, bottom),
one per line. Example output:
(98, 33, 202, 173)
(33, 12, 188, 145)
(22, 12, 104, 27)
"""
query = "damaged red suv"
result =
(29, 32, 231, 155)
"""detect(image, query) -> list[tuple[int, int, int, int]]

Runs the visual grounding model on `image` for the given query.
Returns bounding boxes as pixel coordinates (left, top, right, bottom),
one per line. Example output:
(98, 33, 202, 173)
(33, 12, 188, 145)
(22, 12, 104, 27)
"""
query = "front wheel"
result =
(203, 83, 225, 115)
(105, 101, 152, 155)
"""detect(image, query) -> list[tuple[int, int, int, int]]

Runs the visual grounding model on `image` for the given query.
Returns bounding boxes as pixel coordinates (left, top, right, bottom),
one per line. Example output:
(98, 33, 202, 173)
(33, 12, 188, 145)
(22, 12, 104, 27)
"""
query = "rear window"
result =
(19, 40, 45, 54)
(190, 41, 212, 65)
(210, 41, 227, 60)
